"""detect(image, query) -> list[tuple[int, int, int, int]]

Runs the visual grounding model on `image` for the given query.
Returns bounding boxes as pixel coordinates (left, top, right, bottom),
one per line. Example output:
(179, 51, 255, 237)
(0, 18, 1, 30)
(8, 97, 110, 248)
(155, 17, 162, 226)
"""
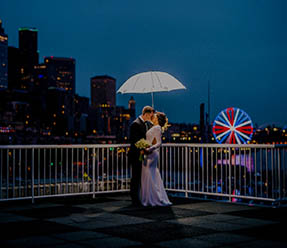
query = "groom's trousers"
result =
(130, 158, 142, 205)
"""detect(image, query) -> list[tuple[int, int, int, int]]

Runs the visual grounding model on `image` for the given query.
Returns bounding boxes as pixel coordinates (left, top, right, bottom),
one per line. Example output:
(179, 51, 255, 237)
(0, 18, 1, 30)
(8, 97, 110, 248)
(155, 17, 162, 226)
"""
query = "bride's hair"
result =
(156, 112, 167, 127)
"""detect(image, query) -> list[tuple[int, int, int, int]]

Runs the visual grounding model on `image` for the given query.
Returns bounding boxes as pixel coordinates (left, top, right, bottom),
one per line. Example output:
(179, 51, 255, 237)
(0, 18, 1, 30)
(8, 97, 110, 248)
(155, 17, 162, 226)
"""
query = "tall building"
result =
(8, 46, 21, 90)
(33, 63, 48, 91)
(46, 88, 75, 135)
(19, 27, 39, 67)
(15, 27, 39, 90)
(0, 20, 8, 88)
(90, 75, 116, 108)
(44, 57, 76, 95)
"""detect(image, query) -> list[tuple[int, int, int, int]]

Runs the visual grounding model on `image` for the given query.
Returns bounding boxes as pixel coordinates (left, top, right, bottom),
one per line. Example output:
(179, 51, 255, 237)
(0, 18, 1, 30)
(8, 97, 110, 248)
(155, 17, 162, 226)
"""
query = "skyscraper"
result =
(44, 57, 76, 95)
(90, 75, 116, 108)
(33, 63, 48, 91)
(0, 20, 8, 88)
(17, 27, 39, 90)
(8, 46, 21, 90)
(19, 27, 39, 67)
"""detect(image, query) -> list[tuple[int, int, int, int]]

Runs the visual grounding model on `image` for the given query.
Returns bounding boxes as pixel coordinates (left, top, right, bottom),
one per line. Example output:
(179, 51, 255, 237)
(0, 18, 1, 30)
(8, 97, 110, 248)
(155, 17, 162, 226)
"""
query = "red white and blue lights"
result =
(212, 107, 254, 144)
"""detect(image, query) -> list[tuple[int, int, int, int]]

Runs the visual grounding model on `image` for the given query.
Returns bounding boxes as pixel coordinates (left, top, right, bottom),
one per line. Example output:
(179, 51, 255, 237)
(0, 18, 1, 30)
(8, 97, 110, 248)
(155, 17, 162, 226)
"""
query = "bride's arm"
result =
(147, 126, 162, 152)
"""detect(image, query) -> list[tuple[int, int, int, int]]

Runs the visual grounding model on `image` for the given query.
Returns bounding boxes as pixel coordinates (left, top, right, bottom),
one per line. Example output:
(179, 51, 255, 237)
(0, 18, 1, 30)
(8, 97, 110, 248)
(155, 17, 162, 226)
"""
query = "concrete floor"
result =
(0, 193, 286, 247)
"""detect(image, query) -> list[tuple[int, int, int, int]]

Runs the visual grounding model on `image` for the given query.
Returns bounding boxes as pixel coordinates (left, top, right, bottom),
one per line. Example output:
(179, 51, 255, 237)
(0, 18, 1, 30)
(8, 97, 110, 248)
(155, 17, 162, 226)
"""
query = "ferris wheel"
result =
(212, 107, 254, 144)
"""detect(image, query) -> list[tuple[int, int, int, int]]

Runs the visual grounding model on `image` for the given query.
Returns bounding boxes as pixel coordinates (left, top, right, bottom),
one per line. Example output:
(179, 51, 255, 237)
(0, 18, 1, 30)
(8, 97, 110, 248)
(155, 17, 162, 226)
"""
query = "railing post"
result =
(0, 149, 2, 200)
(278, 148, 281, 201)
(92, 147, 95, 198)
(185, 146, 188, 197)
(32, 148, 35, 204)
(283, 147, 286, 199)
(228, 147, 232, 202)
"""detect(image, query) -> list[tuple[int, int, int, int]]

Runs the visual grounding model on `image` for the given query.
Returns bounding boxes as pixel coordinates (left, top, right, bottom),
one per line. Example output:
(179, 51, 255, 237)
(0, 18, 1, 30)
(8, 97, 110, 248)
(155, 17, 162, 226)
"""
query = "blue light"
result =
(38, 74, 43, 78)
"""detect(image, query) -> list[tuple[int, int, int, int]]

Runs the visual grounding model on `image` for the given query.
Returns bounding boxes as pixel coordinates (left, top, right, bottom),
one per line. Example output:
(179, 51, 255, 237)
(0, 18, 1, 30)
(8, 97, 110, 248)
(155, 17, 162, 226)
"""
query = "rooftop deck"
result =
(1, 193, 287, 248)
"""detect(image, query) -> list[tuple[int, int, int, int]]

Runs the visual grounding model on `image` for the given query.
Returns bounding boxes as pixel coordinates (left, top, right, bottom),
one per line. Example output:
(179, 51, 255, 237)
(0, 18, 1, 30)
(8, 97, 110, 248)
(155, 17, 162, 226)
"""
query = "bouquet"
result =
(135, 138, 151, 161)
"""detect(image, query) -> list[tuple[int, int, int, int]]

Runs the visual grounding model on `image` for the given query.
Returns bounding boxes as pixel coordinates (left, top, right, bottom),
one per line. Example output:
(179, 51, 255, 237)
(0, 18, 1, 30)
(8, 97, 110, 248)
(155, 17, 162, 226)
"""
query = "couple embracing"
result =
(129, 106, 172, 207)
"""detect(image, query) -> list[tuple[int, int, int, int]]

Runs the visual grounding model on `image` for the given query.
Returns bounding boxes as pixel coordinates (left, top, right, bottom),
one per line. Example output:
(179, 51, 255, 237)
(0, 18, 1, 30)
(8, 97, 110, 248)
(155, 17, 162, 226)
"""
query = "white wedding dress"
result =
(140, 125, 172, 206)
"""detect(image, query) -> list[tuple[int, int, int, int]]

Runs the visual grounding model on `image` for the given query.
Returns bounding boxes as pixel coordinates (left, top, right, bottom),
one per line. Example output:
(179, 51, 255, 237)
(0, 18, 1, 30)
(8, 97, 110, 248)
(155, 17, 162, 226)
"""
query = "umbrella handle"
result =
(151, 92, 154, 108)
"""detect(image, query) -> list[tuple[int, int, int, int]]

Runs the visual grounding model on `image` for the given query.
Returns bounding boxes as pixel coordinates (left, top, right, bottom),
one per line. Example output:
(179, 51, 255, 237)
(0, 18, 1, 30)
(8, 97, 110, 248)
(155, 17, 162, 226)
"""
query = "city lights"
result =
(0, 19, 286, 146)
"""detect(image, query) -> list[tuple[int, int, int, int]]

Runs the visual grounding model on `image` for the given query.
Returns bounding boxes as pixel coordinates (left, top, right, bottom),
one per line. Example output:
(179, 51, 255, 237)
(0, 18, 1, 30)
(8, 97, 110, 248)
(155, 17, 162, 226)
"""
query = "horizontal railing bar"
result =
(163, 143, 281, 148)
(167, 189, 276, 202)
(0, 144, 130, 149)
(1, 143, 285, 149)
(0, 196, 33, 202)
(0, 190, 130, 202)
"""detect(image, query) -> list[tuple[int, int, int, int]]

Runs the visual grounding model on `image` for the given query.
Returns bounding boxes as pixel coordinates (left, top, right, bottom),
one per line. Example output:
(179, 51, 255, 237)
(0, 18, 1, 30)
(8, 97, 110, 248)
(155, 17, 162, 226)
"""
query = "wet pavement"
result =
(0, 193, 287, 247)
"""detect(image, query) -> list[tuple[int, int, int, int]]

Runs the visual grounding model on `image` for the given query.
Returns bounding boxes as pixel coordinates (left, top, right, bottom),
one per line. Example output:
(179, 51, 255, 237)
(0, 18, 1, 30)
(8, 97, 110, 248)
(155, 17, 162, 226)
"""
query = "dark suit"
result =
(129, 117, 152, 204)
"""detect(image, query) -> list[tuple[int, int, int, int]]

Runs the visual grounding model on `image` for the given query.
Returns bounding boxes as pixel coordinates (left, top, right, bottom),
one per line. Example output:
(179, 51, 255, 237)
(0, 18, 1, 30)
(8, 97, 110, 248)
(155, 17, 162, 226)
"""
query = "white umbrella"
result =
(117, 71, 186, 108)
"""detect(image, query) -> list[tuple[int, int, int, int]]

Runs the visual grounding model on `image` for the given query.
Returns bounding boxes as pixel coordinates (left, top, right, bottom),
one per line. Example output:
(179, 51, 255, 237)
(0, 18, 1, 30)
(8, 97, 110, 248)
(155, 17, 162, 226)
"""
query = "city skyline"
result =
(1, 0, 287, 126)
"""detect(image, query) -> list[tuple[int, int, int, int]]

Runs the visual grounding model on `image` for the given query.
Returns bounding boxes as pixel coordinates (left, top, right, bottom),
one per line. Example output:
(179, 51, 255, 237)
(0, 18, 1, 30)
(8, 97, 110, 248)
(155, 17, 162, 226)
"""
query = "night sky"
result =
(1, 0, 286, 127)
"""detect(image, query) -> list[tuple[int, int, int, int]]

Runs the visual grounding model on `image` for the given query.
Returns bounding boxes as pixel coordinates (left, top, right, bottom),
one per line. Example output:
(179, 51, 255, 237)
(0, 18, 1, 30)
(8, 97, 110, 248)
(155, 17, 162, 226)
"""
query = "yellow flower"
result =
(162, 117, 171, 132)
(135, 138, 151, 149)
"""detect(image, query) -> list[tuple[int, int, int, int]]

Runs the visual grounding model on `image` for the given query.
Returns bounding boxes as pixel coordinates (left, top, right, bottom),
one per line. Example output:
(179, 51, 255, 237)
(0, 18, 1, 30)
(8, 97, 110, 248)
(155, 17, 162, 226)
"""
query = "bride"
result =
(140, 112, 172, 207)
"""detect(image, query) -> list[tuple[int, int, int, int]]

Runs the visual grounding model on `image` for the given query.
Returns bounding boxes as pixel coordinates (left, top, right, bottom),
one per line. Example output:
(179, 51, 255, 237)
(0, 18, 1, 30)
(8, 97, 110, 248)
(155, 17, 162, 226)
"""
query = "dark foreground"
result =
(0, 193, 287, 248)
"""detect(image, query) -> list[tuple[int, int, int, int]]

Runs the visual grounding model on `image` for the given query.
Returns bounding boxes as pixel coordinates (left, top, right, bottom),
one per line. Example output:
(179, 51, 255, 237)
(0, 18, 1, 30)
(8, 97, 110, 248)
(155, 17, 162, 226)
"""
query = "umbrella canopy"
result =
(117, 71, 186, 107)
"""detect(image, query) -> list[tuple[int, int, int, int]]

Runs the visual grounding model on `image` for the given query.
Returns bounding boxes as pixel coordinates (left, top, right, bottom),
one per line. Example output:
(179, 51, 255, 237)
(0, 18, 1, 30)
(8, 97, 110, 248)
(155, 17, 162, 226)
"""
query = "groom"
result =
(129, 106, 155, 206)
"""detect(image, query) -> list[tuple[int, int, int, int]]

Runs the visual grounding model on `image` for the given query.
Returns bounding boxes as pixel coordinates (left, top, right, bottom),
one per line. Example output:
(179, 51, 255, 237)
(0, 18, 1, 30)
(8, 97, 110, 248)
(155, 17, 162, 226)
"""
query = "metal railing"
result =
(160, 144, 287, 204)
(0, 144, 130, 202)
(0, 144, 286, 205)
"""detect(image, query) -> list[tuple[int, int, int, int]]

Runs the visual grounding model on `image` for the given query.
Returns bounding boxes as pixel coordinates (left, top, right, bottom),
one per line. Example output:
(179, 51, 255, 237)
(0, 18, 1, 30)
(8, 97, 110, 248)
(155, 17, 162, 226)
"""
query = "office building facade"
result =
(44, 57, 76, 95)
(90, 75, 116, 108)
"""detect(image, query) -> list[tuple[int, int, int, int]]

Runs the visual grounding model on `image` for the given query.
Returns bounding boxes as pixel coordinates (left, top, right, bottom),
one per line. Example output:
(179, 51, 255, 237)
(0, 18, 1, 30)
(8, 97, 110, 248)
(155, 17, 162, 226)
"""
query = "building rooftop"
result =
(18, 27, 38, 32)
(1, 193, 286, 247)
(91, 75, 116, 81)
